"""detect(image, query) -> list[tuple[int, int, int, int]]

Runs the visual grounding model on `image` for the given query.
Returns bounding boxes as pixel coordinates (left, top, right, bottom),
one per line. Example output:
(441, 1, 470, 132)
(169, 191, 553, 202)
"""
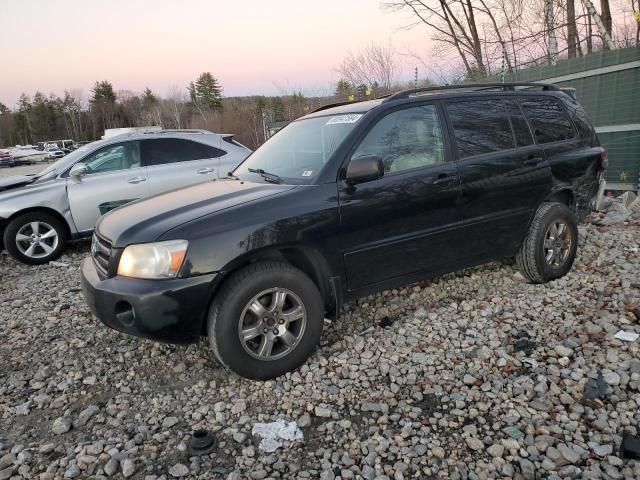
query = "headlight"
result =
(117, 240, 188, 279)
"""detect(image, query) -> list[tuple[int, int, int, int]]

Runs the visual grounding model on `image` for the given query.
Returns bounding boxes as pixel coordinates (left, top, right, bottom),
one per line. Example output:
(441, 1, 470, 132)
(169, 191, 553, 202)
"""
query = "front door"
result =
(338, 103, 463, 292)
(67, 141, 148, 233)
(141, 138, 224, 195)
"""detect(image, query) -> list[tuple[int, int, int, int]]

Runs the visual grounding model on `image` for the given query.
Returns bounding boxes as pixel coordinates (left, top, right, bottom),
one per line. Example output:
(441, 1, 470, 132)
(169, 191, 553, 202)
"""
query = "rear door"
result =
(446, 98, 551, 258)
(66, 141, 148, 233)
(142, 138, 226, 195)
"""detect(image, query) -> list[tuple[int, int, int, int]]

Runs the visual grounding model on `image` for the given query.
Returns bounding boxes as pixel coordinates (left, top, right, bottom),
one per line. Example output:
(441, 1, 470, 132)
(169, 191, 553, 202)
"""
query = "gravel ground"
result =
(1, 200, 640, 479)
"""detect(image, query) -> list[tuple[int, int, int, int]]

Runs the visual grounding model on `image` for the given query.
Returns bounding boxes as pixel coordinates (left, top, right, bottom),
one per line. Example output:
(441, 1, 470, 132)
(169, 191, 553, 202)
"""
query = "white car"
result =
(46, 149, 65, 160)
(0, 129, 251, 264)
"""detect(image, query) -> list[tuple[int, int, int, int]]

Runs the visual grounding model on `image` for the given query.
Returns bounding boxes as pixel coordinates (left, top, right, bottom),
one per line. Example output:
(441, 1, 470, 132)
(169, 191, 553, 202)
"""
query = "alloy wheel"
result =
(238, 287, 307, 361)
(15, 221, 59, 259)
(543, 221, 572, 267)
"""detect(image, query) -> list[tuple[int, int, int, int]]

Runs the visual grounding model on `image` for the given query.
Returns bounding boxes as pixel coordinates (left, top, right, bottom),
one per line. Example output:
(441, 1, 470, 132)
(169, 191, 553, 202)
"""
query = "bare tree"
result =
(336, 43, 399, 96)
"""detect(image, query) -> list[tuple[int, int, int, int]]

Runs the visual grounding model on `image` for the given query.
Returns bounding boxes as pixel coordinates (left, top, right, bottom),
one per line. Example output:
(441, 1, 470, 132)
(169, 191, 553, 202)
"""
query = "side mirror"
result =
(69, 163, 87, 181)
(345, 155, 384, 185)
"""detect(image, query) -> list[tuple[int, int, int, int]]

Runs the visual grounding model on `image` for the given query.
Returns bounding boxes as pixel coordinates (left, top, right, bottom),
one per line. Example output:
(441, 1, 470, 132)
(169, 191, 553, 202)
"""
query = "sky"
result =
(0, 0, 431, 107)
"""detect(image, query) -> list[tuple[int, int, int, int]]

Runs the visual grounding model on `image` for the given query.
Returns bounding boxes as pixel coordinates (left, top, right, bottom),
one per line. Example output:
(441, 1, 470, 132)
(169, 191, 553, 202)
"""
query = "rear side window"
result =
(446, 100, 514, 158)
(562, 99, 595, 139)
(504, 100, 534, 147)
(142, 139, 225, 166)
(520, 97, 576, 144)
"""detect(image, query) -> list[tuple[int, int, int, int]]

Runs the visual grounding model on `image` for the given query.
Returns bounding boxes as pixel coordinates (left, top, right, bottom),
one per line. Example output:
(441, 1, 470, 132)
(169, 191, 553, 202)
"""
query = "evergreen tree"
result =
(193, 72, 223, 112)
(142, 87, 157, 110)
(0, 102, 9, 115)
(90, 81, 116, 104)
(335, 79, 352, 98)
(271, 97, 285, 122)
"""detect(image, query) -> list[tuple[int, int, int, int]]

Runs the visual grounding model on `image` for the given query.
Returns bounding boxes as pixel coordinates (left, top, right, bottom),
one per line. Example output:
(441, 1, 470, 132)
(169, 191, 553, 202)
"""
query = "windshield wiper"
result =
(247, 168, 282, 184)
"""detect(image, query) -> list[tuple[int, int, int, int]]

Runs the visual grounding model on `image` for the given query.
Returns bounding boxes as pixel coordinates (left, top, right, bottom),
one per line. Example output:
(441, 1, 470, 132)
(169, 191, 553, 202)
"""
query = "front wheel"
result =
(208, 261, 324, 380)
(3, 212, 68, 265)
(516, 202, 578, 283)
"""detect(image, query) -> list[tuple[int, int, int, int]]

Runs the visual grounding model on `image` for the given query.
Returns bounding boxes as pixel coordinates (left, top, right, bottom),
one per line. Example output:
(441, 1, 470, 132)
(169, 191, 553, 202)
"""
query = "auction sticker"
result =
(326, 114, 362, 125)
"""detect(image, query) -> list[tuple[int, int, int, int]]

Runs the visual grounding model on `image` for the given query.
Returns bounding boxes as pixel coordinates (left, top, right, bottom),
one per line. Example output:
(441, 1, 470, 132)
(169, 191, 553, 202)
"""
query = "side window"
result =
(504, 100, 534, 147)
(562, 99, 594, 139)
(142, 139, 225, 167)
(351, 105, 444, 174)
(446, 100, 514, 158)
(83, 142, 140, 174)
(520, 97, 576, 144)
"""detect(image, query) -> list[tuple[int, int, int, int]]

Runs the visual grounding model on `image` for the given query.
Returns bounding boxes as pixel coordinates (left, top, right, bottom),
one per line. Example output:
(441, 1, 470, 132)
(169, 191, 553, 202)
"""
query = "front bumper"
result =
(81, 257, 218, 344)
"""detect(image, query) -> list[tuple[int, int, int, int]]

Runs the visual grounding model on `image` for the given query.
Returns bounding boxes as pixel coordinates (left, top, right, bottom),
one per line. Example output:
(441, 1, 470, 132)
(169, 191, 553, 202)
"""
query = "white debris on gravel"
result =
(252, 420, 303, 452)
(1, 216, 640, 479)
(614, 330, 639, 342)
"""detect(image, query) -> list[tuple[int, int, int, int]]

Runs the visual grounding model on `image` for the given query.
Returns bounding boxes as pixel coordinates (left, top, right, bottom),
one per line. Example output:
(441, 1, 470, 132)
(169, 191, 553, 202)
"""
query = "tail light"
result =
(599, 147, 608, 170)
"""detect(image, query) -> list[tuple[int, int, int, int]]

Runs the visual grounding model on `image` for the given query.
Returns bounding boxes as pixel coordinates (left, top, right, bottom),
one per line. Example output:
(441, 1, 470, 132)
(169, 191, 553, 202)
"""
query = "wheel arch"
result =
(200, 245, 338, 335)
(5, 207, 72, 238)
(544, 188, 575, 208)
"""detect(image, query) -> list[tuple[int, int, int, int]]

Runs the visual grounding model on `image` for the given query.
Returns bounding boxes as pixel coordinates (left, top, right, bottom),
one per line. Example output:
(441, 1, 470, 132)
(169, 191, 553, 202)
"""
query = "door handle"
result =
(432, 174, 458, 186)
(197, 167, 214, 174)
(127, 176, 147, 184)
(524, 156, 543, 166)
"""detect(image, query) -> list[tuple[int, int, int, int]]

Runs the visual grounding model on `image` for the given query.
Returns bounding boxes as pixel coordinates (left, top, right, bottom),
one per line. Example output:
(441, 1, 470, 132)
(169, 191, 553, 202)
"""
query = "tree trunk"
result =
(567, 0, 578, 58)
(600, 0, 613, 41)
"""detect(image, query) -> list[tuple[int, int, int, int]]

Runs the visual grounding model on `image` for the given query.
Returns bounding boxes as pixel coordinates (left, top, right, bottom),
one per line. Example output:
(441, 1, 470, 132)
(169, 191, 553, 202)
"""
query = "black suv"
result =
(81, 83, 605, 380)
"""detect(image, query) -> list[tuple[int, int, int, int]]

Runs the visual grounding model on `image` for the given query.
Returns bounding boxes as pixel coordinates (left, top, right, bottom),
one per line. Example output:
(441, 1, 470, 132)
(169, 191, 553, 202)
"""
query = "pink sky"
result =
(0, 0, 431, 107)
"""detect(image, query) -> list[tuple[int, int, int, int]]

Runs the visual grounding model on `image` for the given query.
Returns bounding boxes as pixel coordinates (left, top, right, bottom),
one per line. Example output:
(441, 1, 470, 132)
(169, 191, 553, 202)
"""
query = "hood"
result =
(0, 175, 37, 192)
(97, 179, 295, 247)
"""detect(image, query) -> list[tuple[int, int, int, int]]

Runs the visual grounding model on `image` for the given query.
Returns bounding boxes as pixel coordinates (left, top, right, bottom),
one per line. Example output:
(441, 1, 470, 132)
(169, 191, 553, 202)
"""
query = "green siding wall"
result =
(499, 46, 640, 189)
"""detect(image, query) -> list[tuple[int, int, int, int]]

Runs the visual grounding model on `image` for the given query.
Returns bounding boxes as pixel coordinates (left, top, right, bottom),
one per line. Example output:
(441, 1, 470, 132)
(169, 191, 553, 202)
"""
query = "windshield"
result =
(233, 113, 362, 184)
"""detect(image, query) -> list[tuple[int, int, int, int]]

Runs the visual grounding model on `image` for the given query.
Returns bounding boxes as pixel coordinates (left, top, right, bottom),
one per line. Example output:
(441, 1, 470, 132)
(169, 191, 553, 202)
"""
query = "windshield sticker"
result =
(326, 114, 362, 125)
(302, 170, 313, 177)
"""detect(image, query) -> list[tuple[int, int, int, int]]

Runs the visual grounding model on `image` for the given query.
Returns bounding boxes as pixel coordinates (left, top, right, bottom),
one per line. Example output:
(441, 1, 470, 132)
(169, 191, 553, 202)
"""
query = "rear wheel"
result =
(3, 212, 68, 265)
(516, 202, 578, 283)
(208, 261, 324, 380)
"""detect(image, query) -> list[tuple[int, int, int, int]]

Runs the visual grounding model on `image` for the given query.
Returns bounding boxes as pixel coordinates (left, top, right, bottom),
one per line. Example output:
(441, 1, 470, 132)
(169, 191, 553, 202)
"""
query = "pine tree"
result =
(335, 79, 352, 98)
(194, 72, 223, 112)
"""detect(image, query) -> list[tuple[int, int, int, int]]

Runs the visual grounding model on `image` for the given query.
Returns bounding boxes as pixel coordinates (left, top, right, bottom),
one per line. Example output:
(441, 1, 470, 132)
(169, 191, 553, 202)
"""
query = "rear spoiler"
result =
(222, 135, 250, 151)
(561, 87, 577, 100)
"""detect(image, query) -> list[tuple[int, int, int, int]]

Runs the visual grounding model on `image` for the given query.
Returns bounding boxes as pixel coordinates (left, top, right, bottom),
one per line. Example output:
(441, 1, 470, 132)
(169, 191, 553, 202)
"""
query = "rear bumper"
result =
(81, 257, 218, 344)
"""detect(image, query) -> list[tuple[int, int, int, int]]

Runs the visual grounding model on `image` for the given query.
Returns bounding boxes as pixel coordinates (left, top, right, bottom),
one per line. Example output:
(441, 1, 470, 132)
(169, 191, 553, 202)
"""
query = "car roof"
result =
(300, 82, 573, 120)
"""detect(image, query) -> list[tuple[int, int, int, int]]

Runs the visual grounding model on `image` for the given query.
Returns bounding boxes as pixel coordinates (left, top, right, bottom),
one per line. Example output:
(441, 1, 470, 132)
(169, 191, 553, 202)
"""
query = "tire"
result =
(3, 212, 68, 265)
(516, 202, 578, 283)
(208, 261, 324, 380)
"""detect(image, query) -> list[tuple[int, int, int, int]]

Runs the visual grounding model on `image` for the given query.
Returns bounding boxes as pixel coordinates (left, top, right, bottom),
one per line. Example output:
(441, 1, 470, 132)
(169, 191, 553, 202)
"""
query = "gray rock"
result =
(121, 459, 135, 478)
(169, 463, 189, 477)
(162, 416, 179, 429)
(465, 437, 484, 451)
(104, 458, 119, 476)
(52, 416, 72, 434)
(64, 464, 81, 479)
(0, 454, 15, 470)
(73, 404, 99, 428)
(314, 406, 332, 418)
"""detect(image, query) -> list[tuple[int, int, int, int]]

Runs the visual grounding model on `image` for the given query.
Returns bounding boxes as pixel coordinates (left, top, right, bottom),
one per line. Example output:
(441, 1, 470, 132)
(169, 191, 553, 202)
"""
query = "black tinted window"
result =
(521, 97, 576, 144)
(142, 139, 225, 166)
(562, 99, 594, 139)
(446, 100, 514, 158)
(504, 100, 534, 147)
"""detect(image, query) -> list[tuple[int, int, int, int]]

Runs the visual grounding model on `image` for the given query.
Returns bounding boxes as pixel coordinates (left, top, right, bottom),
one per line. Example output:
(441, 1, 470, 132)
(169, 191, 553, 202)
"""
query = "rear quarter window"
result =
(520, 97, 577, 144)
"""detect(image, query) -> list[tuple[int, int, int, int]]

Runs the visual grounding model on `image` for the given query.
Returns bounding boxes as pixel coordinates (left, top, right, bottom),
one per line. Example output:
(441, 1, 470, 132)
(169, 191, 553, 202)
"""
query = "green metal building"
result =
(500, 46, 639, 191)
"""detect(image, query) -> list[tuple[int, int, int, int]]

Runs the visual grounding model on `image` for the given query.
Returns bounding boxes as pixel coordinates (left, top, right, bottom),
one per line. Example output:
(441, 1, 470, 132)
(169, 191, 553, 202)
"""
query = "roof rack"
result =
(383, 82, 561, 103)
(149, 129, 214, 135)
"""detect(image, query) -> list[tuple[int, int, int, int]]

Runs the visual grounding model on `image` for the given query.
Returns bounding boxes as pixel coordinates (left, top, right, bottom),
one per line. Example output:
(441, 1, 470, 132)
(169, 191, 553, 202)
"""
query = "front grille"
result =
(91, 233, 112, 278)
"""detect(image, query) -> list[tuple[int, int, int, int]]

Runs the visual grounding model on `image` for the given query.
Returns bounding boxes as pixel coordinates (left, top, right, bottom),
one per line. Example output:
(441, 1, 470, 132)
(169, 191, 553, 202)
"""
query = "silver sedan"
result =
(0, 130, 251, 264)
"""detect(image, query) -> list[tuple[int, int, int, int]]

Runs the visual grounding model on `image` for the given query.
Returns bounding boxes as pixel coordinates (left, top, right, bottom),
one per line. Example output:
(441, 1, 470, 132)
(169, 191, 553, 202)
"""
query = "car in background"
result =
(46, 149, 65, 160)
(0, 129, 251, 264)
(0, 151, 14, 167)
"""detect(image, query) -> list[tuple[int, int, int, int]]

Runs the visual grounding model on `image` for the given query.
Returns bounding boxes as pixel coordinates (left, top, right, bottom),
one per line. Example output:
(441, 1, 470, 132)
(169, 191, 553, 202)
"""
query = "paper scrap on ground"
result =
(252, 420, 303, 452)
(614, 330, 639, 342)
